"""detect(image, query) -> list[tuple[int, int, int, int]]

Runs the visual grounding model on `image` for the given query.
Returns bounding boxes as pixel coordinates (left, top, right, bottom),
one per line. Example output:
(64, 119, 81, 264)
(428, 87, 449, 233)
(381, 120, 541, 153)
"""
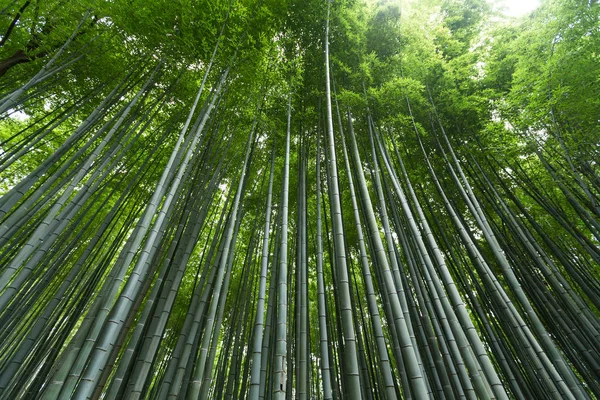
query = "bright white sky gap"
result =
(500, 0, 540, 16)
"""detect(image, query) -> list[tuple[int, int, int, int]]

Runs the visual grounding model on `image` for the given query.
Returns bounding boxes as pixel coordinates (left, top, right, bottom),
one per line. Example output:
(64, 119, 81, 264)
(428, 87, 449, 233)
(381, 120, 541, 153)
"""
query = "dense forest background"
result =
(0, 0, 598, 398)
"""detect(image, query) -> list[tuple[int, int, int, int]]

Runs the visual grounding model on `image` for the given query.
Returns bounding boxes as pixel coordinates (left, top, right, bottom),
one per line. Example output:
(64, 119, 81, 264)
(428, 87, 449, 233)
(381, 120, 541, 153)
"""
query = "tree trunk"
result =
(0, 49, 30, 78)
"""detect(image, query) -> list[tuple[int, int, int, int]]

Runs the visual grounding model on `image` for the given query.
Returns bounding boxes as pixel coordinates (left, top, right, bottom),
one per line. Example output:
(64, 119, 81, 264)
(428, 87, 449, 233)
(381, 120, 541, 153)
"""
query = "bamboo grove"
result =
(0, 0, 598, 398)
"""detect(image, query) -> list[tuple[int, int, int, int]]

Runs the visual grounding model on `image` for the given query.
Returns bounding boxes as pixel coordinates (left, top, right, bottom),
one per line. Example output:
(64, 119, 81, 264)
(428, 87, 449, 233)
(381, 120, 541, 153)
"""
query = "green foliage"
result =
(1, 0, 599, 398)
